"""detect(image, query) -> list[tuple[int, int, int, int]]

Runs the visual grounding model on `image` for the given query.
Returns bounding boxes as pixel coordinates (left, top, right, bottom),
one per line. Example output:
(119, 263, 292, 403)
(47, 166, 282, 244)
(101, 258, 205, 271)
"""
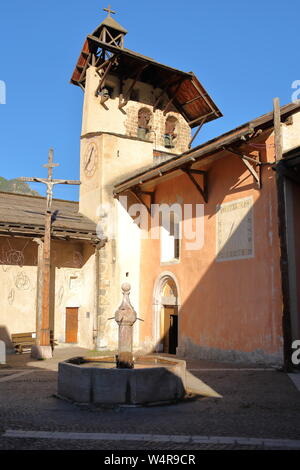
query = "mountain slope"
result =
(0, 177, 40, 196)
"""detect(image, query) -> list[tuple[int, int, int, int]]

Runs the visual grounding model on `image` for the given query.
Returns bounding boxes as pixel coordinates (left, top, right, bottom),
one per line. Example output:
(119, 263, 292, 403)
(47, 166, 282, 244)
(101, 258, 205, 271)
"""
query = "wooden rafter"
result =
(188, 118, 206, 149)
(153, 77, 183, 112)
(182, 167, 208, 202)
(94, 59, 114, 97)
(188, 111, 215, 127)
(190, 79, 218, 116)
(119, 64, 148, 109)
(128, 188, 155, 215)
(153, 86, 169, 111)
(79, 53, 92, 82)
(182, 95, 203, 107)
(225, 146, 261, 189)
(163, 80, 184, 116)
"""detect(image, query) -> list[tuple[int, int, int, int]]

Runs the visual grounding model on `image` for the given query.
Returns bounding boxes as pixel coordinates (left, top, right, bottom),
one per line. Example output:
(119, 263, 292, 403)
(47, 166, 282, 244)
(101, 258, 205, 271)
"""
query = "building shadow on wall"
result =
(143, 146, 286, 365)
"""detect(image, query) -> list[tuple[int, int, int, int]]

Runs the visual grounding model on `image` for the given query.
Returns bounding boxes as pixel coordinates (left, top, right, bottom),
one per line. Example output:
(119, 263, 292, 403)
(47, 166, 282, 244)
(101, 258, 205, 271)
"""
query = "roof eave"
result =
(113, 101, 300, 194)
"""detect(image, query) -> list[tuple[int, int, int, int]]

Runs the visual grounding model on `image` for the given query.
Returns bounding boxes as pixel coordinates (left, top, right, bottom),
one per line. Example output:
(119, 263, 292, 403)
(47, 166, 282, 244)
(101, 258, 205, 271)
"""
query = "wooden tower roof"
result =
(71, 13, 222, 128)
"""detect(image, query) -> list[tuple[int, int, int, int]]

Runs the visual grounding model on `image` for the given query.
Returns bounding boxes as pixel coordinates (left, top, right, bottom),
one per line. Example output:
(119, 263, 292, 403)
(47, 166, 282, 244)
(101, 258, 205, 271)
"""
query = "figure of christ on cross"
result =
(18, 149, 80, 358)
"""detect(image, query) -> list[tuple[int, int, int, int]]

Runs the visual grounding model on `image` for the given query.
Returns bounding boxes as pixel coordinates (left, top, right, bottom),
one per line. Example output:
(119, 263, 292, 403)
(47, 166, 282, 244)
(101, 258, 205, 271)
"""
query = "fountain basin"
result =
(57, 355, 187, 405)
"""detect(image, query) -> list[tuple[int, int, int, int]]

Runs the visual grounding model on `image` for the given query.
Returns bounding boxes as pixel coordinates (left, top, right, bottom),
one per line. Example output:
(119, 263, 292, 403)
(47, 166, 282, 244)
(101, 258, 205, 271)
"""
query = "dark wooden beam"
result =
(128, 188, 153, 215)
(225, 146, 261, 188)
(273, 97, 283, 161)
(95, 60, 114, 97)
(79, 53, 92, 82)
(182, 167, 208, 202)
(119, 64, 148, 108)
(190, 79, 218, 115)
(163, 80, 184, 116)
(182, 95, 202, 107)
(187, 111, 215, 127)
(188, 118, 206, 148)
(276, 171, 293, 370)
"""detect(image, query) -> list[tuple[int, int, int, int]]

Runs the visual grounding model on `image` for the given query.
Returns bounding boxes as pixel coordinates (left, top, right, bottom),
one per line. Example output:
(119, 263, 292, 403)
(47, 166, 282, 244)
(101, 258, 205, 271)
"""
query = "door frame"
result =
(153, 271, 180, 353)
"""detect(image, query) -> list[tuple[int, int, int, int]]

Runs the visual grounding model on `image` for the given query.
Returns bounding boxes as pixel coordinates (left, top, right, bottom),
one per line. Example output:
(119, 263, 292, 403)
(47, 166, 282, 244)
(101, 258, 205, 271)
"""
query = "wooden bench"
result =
(11, 331, 58, 354)
(11, 332, 36, 354)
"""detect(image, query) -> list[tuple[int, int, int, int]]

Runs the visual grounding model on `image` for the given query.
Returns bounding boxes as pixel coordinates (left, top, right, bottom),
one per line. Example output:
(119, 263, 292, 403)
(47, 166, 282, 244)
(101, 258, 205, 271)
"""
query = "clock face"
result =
(83, 142, 98, 177)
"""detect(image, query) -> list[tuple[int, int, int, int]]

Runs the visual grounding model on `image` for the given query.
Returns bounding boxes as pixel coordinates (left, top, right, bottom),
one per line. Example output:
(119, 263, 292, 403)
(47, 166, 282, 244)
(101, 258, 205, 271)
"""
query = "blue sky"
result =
(0, 0, 299, 200)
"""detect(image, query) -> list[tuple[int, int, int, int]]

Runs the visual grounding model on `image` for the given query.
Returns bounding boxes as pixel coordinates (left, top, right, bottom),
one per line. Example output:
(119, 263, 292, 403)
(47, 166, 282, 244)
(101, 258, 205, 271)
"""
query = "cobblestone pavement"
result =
(0, 348, 300, 451)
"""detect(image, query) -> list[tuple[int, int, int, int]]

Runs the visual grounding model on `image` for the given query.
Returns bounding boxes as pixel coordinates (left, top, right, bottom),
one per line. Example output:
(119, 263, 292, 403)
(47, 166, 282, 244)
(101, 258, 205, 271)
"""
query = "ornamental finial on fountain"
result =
(115, 282, 137, 326)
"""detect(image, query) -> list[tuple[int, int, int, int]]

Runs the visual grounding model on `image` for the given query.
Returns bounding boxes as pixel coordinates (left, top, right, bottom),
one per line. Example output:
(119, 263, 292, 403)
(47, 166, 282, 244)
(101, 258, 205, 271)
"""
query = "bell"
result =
(137, 127, 147, 140)
(100, 88, 110, 104)
(164, 134, 174, 148)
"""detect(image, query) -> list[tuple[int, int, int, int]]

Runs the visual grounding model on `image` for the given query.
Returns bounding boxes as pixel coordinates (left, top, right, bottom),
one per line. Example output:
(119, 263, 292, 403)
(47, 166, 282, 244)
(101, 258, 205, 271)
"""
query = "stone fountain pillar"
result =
(114, 283, 137, 369)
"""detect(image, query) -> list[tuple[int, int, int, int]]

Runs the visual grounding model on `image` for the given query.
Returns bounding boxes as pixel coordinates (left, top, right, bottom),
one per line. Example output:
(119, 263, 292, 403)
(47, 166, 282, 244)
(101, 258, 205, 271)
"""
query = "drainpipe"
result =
(94, 246, 100, 350)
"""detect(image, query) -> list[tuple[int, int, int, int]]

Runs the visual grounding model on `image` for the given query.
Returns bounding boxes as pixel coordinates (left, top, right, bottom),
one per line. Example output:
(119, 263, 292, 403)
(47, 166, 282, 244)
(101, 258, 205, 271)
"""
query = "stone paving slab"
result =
(0, 437, 265, 451)
(0, 348, 300, 451)
(3, 430, 300, 449)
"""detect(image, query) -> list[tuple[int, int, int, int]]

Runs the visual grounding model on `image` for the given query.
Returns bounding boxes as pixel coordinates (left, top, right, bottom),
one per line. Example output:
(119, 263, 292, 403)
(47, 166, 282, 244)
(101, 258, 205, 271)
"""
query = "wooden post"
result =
(40, 210, 51, 346)
(273, 97, 293, 370)
(33, 238, 43, 345)
(18, 149, 80, 358)
(273, 97, 283, 161)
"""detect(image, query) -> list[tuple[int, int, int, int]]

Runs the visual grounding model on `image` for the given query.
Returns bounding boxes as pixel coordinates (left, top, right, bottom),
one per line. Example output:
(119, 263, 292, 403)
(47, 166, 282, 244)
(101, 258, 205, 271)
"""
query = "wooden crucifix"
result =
(19, 148, 80, 352)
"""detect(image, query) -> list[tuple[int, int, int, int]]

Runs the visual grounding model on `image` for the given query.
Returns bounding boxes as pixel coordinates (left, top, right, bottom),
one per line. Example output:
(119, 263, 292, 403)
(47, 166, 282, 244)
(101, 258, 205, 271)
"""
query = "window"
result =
(160, 212, 180, 263)
(97, 85, 114, 98)
(164, 116, 178, 148)
(137, 108, 152, 140)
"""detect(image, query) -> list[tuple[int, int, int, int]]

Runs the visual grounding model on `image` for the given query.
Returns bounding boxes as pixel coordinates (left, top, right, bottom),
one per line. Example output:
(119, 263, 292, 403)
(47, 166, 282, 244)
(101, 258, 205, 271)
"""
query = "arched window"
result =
(164, 116, 178, 148)
(137, 108, 152, 140)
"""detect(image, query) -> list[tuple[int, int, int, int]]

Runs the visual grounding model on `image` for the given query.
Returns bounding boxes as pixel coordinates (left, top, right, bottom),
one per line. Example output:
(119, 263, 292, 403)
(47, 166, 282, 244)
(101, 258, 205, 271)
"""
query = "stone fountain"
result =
(57, 283, 221, 406)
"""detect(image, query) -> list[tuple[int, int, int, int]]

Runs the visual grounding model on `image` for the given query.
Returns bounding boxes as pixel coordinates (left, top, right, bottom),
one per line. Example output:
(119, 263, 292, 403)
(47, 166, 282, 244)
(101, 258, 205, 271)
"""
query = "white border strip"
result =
(3, 430, 300, 449)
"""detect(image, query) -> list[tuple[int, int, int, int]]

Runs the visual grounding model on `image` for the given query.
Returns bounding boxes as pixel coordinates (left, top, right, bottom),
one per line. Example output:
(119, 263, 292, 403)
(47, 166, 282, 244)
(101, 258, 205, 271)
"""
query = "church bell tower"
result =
(70, 6, 222, 350)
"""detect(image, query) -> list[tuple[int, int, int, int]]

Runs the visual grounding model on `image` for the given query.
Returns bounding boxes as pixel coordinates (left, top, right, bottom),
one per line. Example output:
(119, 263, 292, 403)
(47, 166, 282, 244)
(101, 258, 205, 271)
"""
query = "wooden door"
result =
(163, 306, 178, 354)
(169, 314, 178, 354)
(65, 307, 78, 343)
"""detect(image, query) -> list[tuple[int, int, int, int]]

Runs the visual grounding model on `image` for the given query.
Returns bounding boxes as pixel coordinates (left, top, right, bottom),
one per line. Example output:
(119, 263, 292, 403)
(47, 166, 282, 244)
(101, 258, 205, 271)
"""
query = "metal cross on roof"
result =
(18, 148, 81, 211)
(103, 4, 116, 16)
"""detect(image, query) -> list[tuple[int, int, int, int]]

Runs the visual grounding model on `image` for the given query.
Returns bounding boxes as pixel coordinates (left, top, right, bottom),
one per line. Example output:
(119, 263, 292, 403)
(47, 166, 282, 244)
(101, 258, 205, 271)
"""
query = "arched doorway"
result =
(153, 273, 180, 354)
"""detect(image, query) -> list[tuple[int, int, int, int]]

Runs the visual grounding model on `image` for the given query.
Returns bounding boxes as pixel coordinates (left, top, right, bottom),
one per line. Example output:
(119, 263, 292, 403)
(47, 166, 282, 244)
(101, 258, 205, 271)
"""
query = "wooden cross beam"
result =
(19, 148, 81, 210)
(18, 149, 81, 352)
